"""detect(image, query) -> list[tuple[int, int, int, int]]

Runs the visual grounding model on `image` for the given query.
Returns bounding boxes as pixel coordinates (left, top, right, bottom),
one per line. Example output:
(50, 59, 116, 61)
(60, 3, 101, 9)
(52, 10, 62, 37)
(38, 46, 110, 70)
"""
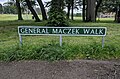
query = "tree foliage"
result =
(47, 0, 68, 26)
(2, 1, 17, 14)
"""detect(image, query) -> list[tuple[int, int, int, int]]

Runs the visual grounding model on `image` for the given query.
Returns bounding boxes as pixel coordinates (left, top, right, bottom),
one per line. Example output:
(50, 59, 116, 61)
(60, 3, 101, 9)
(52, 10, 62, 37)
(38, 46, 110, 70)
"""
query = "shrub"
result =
(0, 42, 120, 61)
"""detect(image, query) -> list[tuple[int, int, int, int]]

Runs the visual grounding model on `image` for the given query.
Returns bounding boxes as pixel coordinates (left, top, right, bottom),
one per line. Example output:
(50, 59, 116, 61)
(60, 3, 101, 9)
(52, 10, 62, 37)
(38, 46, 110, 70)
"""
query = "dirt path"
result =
(0, 60, 120, 79)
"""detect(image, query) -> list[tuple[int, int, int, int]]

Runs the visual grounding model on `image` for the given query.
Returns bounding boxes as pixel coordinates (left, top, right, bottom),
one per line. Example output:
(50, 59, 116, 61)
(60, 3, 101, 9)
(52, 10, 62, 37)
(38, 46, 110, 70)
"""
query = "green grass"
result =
(0, 14, 120, 61)
(0, 14, 42, 21)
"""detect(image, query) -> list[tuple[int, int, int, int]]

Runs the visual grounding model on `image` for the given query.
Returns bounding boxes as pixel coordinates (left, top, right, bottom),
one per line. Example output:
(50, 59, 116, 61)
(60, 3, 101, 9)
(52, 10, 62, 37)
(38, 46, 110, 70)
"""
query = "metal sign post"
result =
(60, 35, 62, 46)
(19, 34, 22, 46)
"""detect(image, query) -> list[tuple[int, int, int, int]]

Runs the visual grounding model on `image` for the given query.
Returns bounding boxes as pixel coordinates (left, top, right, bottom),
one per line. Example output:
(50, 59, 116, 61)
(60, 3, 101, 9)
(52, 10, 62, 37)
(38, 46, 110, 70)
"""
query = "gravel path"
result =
(0, 60, 120, 79)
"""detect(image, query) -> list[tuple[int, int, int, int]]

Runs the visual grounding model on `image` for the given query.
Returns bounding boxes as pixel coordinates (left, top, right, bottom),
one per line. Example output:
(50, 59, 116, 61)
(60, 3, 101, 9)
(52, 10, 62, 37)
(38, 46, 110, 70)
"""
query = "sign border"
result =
(18, 26, 107, 36)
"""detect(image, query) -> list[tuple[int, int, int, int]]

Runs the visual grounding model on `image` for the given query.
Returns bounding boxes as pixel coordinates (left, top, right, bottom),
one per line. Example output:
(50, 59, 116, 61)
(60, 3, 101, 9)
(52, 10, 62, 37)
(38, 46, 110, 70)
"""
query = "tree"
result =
(117, 2, 120, 22)
(16, 0, 23, 20)
(47, 0, 68, 26)
(66, 0, 82, 20)
(66, 0, 71, 19)
(82, 0, 86, 21)
(0, 4, 3, 14)
(37, 0, 47, 20)
(98, 0, 120, 22)
(82, 0, 103, 22)
(3, 0, 23, 20)
(3, 0, 17, 14)
(86, 0, 96, 22)
(112, 0, 120, 22)
(95, 0, 102, 20)
(25, 0, 41, 22)
(71, 0, 74, 20)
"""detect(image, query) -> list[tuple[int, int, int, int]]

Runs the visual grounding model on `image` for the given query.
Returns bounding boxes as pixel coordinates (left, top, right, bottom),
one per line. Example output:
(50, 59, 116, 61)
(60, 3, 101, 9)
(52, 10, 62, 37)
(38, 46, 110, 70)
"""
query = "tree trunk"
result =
(115, 7, 117, 22)
(71, 0, 74, 20)
(16, 0, 23, 20)
(37, 0, 47, 20)
(117, 4, 120, 23)
(25, 0, 41, 22)
(67, 2, 71, 19)
(86, 0, 96, 22)
(86, 0, 90, 22)
(91, 0, 96, 22)
(82, 0, 86, 22)
(95, 0, 102, 21)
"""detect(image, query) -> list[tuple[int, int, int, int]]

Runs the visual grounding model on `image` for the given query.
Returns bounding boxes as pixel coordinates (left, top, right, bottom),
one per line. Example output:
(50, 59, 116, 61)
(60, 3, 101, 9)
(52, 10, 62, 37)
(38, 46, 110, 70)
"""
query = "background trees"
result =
(1, 0, 46, 21)
(25, 0, 41, 22)
(82, 0, 102, 22)
(0, 4, 3, 14)
(16, 0, 23, 20)
(37, 0, 47, 20)
(1, 0, 120, 23)
(66, 0, 72, 19)
(3, 0, 17, 14)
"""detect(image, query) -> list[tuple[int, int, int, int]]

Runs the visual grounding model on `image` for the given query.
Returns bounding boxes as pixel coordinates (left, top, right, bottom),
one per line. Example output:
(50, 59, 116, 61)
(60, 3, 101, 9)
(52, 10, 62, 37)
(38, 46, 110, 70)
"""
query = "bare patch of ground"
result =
(0, 60, 120, 79)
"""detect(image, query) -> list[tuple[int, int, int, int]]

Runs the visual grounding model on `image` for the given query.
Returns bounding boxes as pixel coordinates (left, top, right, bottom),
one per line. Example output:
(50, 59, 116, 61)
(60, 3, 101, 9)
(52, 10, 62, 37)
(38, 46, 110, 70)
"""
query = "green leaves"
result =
(47, 0, 69, 27)
(0, 42, 120, 62)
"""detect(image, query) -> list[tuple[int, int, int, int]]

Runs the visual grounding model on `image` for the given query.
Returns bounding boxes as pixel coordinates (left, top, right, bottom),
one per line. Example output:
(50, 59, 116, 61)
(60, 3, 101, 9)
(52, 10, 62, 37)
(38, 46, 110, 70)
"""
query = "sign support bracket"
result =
(60, 35, 62, 46)
(19, 34, 22, 46)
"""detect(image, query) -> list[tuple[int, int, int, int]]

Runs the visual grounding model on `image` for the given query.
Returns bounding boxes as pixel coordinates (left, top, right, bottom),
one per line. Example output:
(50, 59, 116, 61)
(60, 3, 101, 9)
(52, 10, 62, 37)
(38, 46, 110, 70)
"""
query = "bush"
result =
(0, 42, 120, 61)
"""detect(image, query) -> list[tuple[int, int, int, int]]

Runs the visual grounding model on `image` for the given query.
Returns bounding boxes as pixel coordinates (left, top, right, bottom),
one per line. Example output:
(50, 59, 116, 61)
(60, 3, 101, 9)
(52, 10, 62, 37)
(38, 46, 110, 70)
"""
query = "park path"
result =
(0, 60, 120, 79)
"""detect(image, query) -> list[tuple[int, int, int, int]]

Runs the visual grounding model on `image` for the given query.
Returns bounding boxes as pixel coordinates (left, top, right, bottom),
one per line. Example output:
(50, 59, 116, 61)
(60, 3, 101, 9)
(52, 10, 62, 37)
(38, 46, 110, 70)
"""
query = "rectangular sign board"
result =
(18, 26, 107, 36)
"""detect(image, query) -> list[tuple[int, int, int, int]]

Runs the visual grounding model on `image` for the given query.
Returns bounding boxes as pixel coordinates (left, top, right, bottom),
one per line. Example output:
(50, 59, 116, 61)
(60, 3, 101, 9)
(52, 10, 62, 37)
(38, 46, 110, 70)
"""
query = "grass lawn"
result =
(0, 14, 120, 61)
